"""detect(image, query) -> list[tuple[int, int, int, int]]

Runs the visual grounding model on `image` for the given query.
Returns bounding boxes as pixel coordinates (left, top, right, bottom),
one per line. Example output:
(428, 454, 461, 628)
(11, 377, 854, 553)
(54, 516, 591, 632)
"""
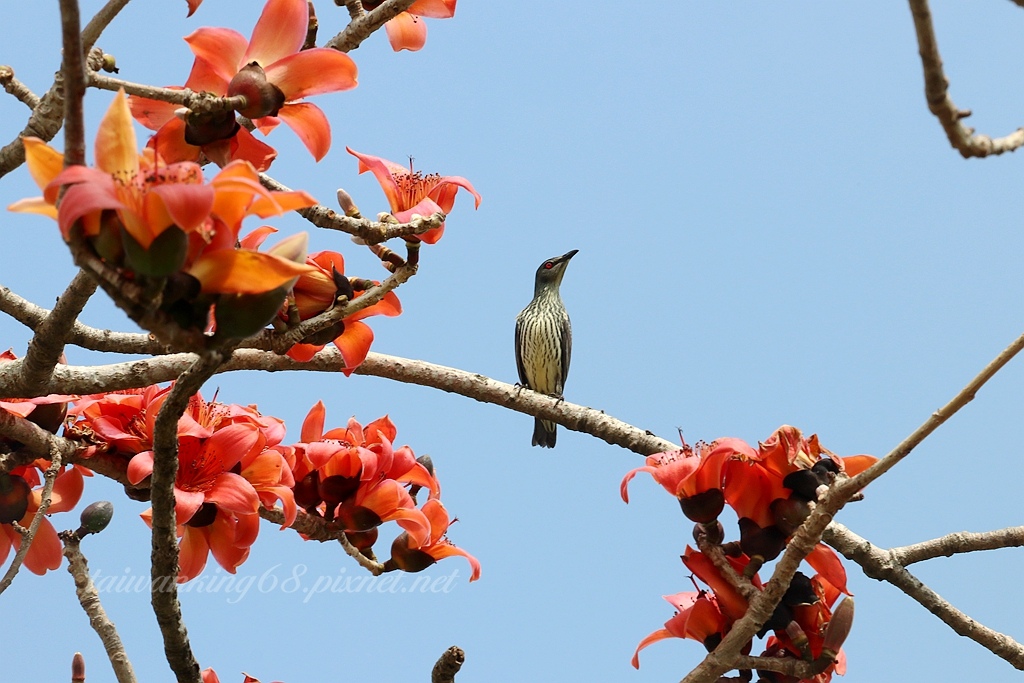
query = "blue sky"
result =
(2, 1, 1024, 681)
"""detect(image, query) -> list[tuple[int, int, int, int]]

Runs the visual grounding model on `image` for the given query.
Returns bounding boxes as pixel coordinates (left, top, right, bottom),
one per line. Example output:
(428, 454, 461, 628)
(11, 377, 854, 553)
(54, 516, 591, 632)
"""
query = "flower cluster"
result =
(64, 389, 478, 583)
(622, 425, 875, 682)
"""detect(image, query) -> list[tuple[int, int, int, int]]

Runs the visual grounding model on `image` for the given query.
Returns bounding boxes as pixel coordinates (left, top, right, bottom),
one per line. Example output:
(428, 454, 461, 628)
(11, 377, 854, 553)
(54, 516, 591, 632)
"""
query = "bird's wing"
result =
(514, 314, 529, 387)
(560, 313, 571, 389)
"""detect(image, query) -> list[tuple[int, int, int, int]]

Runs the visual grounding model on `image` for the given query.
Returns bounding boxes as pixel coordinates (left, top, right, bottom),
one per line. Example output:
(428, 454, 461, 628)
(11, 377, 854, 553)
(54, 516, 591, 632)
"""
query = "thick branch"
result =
(150, 352, 227, 683)
(62, 534, 138, 683)
(18, 271, 96, 395)
(908, 0, 1024, 157)
(825, 522, 1024, 668)
(60, 0, 88, 167)
(0, 410, 79, 472)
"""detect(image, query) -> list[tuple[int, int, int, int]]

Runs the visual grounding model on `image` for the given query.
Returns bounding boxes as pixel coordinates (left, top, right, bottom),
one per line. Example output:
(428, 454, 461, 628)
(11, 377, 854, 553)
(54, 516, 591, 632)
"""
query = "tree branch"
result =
(59, 0, 88, 167)
(0, 448, 62, 595)
(888, 526, 1024, 566)
(825, 522, 1024, 669)
(61, 533, 138, 683)
(0, 66, 40, 110)
(325, 0, 417, 51)
(18, 271, 96, 395)
(907, 0, 1024, 157)
(150, 352, 227, 683)
(259, 173, 446, 244)
(431, 646, 465, 683)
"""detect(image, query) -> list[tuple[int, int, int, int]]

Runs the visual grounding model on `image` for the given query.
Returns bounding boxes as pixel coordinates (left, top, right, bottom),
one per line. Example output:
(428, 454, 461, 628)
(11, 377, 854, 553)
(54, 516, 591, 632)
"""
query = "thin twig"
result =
(840, 330, 1024, 493)
(61, 534, 138, 683)
(907, 0, 1024, 157)
(259, 174, 446, 244)
(0, 67, 41, 110)
(149, 351, 227, 683)
(326, 0, 417, 51)
(0, 448, 62, 595)
(825, 522, 1024, 668)
(81, 0, 132, 55)
(88, 72, 246, 114)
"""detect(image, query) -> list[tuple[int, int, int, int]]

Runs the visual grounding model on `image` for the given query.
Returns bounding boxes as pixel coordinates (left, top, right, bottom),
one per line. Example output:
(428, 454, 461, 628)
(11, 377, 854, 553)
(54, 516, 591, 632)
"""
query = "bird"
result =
(515, 249, 578, 447)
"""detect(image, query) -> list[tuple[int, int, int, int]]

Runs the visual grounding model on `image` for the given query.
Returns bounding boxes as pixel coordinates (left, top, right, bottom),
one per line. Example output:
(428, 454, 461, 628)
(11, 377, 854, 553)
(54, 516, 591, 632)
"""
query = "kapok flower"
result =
(621, 437, 744, 523)
(129, 58, 278, 171)
(284, 250, 402, 373)
(631, 591, 726, 668)
(181, 0, 358, 160)
(347, 148, 481, 244)
(386, 498, 480, 581)
(362, 0, 458, 52)
(10, 90, 213, 256)
(0, 464, 84, 575)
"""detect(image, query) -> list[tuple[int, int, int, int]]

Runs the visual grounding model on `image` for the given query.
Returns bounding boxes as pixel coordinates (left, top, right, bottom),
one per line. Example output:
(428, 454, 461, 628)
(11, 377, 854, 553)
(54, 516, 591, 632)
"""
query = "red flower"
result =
(347, 148, 480, 244)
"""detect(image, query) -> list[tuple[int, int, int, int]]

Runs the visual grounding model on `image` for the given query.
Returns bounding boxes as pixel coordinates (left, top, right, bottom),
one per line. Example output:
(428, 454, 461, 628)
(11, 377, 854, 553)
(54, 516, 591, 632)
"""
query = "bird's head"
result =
(534, 249, 578, 291)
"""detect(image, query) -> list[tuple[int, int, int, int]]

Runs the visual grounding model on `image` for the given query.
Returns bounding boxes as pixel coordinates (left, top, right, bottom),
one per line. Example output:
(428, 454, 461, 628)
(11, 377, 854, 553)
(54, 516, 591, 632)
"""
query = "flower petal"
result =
(185, 28, 248, 82)
(94, 90, 139, 179)
(333, 320, 374, 376)
(276, 103, 332, 161)
(385, 12, 427, 52)
(408, 0, 456, 18)
(188, 249, 316, 294)
(263, 49, 358, 99)
(22, 137, 65, 191)
(244, 0, 308, 67)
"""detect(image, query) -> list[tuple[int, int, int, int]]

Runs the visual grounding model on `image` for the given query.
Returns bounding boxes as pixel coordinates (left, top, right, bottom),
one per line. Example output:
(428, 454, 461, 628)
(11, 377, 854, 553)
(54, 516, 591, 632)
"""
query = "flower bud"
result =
(76, 500, 114, 536)
(72, 652, 85, 682)
(336, 188, 361, 218)
(821, 597, 855, 660)
(387, 531, 436, 574)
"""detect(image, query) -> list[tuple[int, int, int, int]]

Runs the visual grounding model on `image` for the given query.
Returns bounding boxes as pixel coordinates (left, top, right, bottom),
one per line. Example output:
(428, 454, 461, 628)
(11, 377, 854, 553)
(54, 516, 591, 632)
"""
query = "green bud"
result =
(77, 500, 114, 536)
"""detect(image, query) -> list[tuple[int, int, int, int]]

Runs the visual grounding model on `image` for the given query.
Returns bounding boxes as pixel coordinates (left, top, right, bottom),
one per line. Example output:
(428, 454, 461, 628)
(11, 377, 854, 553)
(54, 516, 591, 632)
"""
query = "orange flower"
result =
(347, 148, 481, 244)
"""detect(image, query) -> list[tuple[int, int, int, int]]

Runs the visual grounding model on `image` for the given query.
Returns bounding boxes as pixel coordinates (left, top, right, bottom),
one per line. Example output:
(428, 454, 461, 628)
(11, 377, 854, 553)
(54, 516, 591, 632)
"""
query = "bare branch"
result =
(889, 526, 1024, 566)
(18, 272, 96, 395)
(61, 533, 138, 683)
(840, 329, 1024, 492)
(59, 0, 88, 167)
(149, 352, 227, 683)
(0, 410, 79, 472)
(259, 174, 446, 244)
(908, 0, 1024, 157)
(326, 0, 417, 51)
(826, 522, 1024, 669)
(0, 66, 41, 110)
(258, 505, 384, 574)
(88, 72, 246, 114)
(431, 646, 465, 683)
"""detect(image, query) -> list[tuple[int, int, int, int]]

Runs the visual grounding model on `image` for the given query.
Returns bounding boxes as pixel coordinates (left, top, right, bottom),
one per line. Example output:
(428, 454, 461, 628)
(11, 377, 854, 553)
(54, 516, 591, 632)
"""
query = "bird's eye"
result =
(544, 262, 554, 269)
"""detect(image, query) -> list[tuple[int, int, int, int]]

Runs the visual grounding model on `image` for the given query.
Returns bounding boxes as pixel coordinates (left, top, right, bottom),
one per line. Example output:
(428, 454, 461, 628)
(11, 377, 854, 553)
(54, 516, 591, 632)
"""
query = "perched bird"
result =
(515, 249, 578, 447)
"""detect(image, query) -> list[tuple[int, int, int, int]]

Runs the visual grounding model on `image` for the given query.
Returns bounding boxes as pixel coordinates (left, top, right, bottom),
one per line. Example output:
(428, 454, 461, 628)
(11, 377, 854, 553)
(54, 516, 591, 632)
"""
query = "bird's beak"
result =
(558, 249, 579, 264)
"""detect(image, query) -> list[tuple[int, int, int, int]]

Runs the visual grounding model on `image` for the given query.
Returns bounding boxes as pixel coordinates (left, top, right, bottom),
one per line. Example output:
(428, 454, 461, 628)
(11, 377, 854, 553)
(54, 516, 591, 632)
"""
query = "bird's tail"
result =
(532, 418, 557, 448)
